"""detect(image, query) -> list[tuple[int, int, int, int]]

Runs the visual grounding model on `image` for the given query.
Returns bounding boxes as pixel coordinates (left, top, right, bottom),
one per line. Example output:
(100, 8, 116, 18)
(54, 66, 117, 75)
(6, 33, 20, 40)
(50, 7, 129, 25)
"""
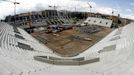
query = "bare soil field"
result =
(31, 26, 112, 57)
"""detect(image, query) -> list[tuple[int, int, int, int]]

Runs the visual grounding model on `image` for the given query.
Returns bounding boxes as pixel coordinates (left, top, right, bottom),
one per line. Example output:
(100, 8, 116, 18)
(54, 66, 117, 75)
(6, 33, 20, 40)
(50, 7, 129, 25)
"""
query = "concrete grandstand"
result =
(82, 17, 113, 27)
(0, 17, 134, 75)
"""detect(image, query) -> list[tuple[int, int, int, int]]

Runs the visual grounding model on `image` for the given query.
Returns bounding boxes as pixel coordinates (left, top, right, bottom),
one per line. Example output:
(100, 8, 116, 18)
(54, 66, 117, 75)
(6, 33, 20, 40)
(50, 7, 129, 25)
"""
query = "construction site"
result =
(32, 25, 112, 57)
(4, 9, 130, 57)
(1, 0, 134, 75)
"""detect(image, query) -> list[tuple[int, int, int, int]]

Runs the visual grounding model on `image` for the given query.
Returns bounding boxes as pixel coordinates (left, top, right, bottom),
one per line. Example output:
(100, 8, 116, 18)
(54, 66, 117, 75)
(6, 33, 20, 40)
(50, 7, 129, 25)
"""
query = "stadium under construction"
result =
(0, 3, 134, 75)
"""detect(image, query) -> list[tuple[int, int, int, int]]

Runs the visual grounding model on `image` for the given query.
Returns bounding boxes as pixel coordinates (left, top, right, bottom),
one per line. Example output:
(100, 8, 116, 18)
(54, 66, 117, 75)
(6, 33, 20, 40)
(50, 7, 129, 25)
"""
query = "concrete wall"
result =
(34, 56, 99, 65)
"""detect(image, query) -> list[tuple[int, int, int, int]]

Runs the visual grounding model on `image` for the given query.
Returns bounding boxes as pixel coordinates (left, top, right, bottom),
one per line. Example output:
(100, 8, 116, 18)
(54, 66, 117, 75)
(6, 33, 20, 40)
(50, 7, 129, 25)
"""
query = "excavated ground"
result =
(32, 26, 112, 57)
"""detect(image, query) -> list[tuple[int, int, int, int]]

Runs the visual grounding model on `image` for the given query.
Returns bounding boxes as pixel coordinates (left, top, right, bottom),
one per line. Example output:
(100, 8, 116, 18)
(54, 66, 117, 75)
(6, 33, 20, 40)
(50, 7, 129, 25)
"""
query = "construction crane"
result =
(49, 5, 58, 10)
(87, 2, 92, 17)
(0, 0, 20, 24)
(49, 5, 60, 17)
(28, 12, 32, 28)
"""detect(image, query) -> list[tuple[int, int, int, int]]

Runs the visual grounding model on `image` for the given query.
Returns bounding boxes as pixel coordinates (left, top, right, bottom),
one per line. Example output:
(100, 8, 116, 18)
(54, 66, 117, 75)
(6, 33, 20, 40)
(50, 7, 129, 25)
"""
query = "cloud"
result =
(95, 7, 117, 15)
(126, 9, 132, 12)
(0, 0, 92, 19)
(0, 0, 133, 20)
(122, 14, 134, 20)
(130, 3, 134, 6)
(0, 2, 14, 19)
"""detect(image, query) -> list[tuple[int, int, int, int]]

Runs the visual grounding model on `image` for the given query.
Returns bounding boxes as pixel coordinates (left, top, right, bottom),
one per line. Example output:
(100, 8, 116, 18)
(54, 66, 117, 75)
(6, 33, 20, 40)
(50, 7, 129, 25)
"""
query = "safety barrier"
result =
(34, 56, 100, 65)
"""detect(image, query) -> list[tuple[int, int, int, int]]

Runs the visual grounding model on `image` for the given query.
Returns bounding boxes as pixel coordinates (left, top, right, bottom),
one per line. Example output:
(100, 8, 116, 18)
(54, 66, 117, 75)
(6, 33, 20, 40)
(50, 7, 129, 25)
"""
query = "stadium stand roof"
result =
(0, 22, 134, 75)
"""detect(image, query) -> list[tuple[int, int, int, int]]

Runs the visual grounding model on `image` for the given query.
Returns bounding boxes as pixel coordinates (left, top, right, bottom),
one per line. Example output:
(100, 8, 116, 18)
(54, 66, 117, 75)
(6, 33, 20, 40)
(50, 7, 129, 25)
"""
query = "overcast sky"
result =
(0, 0, 134, 19)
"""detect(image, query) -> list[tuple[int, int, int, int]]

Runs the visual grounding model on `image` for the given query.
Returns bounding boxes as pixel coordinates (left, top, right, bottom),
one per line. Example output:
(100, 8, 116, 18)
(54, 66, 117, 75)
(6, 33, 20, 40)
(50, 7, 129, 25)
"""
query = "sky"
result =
(0, 0, 134, 20)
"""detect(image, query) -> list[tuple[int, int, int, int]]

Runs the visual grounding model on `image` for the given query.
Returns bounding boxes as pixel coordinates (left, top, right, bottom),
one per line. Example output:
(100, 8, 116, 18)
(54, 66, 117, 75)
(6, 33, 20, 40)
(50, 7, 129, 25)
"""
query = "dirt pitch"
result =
(31, 26, 112, 57)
